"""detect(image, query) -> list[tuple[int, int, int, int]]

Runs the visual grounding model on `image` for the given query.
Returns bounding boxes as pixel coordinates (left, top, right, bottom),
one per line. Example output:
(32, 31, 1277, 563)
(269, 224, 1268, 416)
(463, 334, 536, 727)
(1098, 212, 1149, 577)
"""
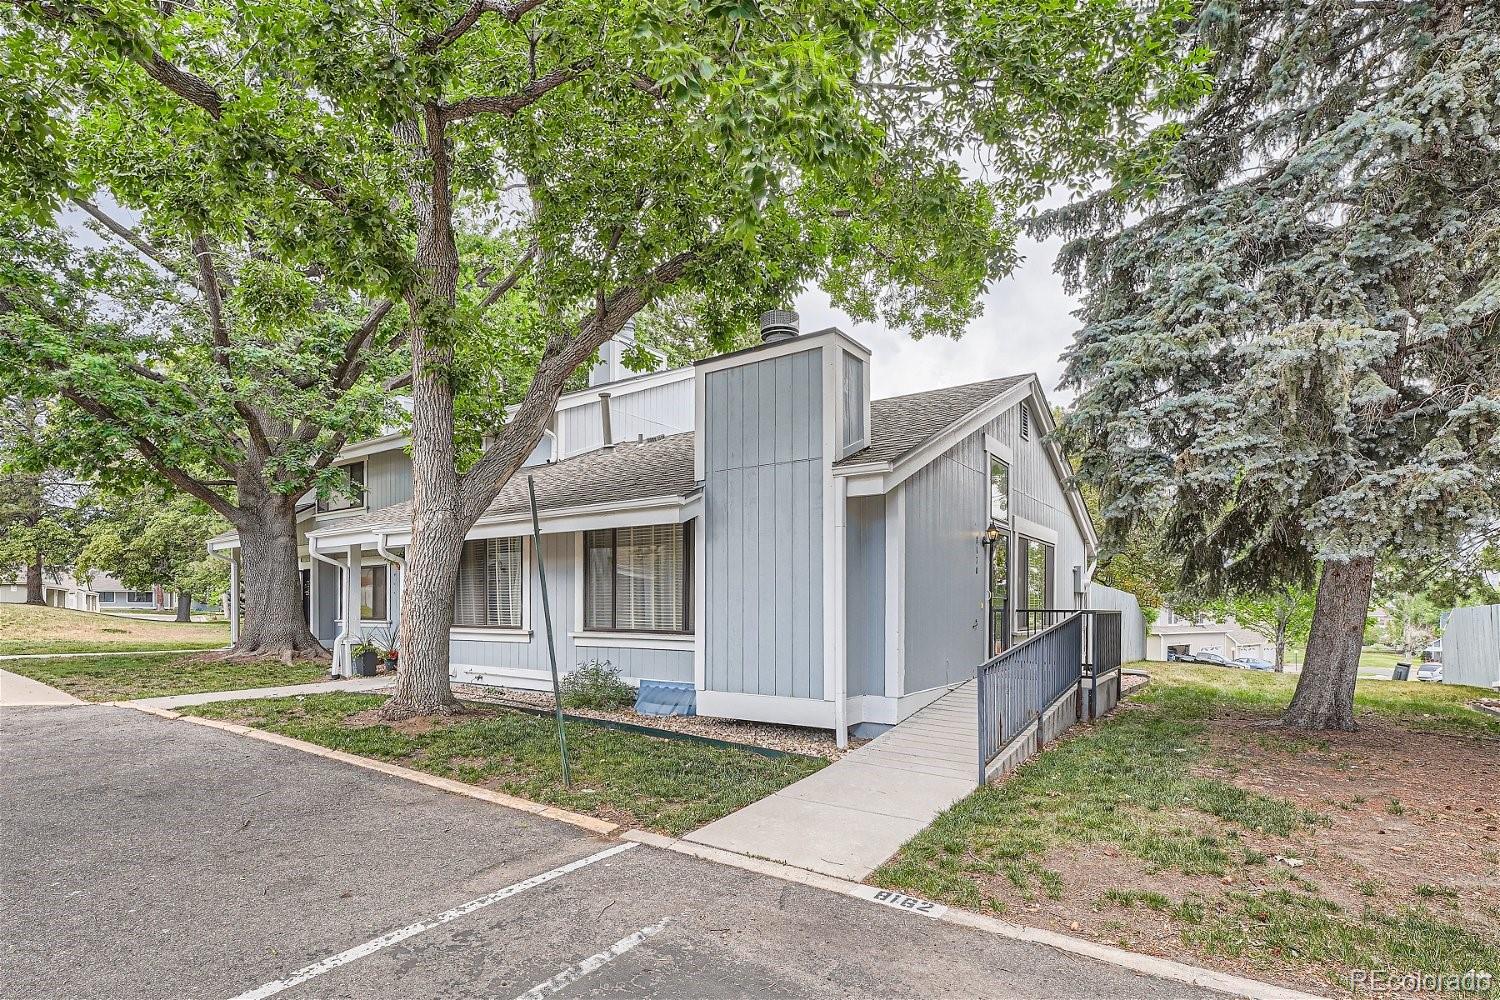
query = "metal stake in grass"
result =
(529, 475, 571, 788)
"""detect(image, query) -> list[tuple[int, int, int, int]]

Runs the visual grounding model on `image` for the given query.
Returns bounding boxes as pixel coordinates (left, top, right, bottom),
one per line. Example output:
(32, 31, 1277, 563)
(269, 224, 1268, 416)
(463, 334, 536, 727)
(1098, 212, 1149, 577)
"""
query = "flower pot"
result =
(354, 650, 378, 677)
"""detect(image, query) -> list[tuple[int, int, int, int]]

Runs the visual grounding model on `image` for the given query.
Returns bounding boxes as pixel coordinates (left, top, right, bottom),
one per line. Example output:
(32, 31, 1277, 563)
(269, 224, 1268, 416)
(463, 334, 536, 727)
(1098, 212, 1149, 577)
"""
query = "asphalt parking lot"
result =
(2, 704, 1222, 1000)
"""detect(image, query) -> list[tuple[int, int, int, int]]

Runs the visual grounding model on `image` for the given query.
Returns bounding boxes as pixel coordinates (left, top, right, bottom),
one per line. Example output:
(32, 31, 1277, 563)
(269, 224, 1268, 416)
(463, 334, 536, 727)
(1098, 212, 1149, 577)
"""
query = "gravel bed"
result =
(450, 683, 853, 759)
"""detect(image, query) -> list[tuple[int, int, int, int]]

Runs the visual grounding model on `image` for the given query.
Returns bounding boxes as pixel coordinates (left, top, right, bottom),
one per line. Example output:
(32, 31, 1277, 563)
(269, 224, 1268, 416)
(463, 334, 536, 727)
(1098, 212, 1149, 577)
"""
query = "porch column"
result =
(342, 543, 363, 675)
(227, 552, 240, 647)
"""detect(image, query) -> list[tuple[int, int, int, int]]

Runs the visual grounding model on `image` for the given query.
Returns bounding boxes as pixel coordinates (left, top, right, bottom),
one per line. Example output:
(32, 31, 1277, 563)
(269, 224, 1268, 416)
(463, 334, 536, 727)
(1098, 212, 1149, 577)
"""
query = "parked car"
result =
(1233, 656, 1275, 671)
(1416, 661, 1443, 683)
(1194, 651, 1232, 667)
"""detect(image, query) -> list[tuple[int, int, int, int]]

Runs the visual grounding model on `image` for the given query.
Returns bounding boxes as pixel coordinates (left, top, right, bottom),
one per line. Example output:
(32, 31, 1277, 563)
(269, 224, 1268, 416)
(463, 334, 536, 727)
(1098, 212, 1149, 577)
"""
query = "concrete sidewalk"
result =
(0, 670, 83, 707)
(685, 681, 979, 880)
(127, 674, 393, 709)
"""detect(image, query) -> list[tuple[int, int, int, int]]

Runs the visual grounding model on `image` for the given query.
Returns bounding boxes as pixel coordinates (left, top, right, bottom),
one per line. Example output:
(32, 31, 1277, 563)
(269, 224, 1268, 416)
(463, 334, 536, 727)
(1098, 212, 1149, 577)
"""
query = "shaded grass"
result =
(873, 663, 1500, 994)
(2, 652, 327, 701)
(183, 693, 826, 836)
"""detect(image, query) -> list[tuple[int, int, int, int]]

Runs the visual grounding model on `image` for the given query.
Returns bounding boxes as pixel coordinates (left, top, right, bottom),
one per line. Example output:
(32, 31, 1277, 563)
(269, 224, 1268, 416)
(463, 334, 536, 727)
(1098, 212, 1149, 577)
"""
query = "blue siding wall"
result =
(902, 402, 1088, 694)
(559, 378, 694, 458)
(845, 495, 885, 697)
(704, 348, 825, 699)
(448, 531, 695, 685)
(365, 448, 414, 509)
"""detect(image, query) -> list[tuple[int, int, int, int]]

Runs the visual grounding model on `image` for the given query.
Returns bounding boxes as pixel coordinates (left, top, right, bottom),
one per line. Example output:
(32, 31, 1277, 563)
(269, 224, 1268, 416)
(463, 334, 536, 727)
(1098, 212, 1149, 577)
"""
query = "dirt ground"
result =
(983, 715, 1500, 995)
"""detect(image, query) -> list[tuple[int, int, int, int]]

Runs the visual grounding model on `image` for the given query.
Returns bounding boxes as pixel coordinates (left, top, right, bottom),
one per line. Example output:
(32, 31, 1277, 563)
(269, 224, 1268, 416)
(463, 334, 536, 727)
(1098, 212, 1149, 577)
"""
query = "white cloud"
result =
(795, 229, 1079, 406)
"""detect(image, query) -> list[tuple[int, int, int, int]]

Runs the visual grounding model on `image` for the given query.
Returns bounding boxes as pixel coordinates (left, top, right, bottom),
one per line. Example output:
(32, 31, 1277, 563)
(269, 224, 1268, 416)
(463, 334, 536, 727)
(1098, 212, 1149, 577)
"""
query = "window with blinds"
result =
(454, 537, 524, 628)
(583, 523, 691, 633)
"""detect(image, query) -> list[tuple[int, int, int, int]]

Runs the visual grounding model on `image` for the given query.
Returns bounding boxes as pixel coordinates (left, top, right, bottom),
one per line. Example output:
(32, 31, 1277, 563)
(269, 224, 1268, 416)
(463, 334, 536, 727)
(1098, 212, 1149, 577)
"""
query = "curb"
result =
(120, 703, 618, 836)
(621, 831, 1329, 1000)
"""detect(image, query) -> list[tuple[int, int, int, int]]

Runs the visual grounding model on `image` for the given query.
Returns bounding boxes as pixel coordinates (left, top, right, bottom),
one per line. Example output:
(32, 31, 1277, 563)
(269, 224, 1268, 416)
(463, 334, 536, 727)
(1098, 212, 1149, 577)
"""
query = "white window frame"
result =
(578, 523, 693, 636)
(317, 460, 368, 514)
(451, 536, 529, 634)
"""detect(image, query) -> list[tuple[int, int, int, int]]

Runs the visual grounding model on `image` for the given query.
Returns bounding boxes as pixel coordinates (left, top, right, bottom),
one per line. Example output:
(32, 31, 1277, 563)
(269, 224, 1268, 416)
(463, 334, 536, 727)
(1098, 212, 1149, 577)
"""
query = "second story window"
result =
(318, 461, 366, 513)
(989, 456, 1010, 525)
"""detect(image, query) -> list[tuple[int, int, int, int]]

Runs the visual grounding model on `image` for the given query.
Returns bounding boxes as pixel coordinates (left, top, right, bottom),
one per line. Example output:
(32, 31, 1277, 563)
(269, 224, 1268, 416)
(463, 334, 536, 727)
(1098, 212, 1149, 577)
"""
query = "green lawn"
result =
(874, 663, 1500, 996)
(3, 652, 329, 701)
(183, 693, 827, 836)
(0, 604, 229, 655)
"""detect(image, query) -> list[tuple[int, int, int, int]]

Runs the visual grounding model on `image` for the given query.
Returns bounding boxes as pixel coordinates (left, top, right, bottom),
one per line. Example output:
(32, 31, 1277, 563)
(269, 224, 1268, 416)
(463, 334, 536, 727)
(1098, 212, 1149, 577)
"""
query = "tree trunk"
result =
(1274, 633, 1286, 672)
(176, 591, 193, 622)
(1282, 557, 1375, 731)
(25, 551, 44, 604)
(382, 108, 464, 718)
(233, 500, 326, 659)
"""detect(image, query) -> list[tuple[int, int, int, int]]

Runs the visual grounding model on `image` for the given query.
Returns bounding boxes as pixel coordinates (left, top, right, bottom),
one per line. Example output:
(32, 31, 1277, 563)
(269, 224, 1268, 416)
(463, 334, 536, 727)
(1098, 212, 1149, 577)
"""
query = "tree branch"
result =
(71, 198, 192, 281)
(417, 0, 552, 53)
(441, 58, 593, 121)
(475, 243, 536, 313)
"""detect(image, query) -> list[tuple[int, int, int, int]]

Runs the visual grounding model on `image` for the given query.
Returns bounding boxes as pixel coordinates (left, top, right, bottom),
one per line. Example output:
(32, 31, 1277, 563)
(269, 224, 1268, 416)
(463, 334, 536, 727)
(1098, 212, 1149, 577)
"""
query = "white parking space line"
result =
(228, 843, 639, 1000)
(509, 919, 672, 1000)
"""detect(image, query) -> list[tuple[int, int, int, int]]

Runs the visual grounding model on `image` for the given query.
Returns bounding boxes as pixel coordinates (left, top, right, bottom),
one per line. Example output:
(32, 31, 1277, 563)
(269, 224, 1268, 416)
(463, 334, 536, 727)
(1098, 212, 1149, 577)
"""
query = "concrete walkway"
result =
(128, 675, 393, 710)
(0, 648, 224, 662)
(0, 669, 83, 707)
(685, 680, 979, 880)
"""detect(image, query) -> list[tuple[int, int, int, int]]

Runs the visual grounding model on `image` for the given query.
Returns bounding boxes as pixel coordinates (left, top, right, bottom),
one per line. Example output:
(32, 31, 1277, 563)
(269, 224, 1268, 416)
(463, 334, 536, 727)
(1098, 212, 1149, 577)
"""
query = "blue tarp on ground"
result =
(635, 679, 696, 716)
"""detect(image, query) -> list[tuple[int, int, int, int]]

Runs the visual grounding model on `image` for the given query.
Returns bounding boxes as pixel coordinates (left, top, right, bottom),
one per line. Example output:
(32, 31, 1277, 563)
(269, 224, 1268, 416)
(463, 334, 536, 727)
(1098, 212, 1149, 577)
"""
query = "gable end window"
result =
(989, 456, 1010, 525)
(318, 461, 367, 513)
(455, 537, 524, 629)
(584, 523, 692, 633)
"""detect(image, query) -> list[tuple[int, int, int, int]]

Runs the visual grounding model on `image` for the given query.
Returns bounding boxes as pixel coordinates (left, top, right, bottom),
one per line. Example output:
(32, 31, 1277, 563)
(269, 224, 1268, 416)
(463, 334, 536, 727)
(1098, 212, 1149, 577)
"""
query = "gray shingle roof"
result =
(314, 432, 696, 536)
(314, 376, 1028, 536)
(836, 375, 1031, 467)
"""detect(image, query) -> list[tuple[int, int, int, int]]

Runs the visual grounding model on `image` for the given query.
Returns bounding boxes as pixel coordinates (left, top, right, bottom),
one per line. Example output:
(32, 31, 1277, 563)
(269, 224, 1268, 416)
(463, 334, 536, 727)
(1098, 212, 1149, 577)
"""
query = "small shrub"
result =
(560, 660, 635, 711)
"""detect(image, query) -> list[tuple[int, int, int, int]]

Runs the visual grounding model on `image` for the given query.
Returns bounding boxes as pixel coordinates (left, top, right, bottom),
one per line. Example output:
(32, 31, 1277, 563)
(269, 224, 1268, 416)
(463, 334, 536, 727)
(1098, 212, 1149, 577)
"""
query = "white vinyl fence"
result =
(1087, 583, 1147, 664)
(1444, 603, 1500, 690)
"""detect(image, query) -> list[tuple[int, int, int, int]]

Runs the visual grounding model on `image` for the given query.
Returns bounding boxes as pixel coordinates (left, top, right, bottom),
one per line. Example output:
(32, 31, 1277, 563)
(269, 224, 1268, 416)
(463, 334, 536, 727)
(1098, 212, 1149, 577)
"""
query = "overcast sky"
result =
(795, 225, 1080, 406)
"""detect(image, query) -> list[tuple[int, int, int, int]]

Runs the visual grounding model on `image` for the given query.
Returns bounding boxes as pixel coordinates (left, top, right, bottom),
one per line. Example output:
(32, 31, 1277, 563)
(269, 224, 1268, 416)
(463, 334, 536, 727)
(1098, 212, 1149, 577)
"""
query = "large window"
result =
(1016, 536, 1054, 630)
(584, 524, 692, 633)
(989, 456, 1010, 525)
(318, 461, 366, 513)
(455, 537, 523, 628)
(127, 591, 153, 603)
(359, 565, 389, 621)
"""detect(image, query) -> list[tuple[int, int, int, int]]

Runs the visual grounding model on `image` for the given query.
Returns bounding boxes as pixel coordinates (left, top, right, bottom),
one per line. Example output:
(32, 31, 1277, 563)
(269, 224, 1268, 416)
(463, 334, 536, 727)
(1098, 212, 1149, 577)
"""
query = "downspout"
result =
(309, 541, 350, 677)
(208, 548, 238, 649)
(833, 475, 849, 750)
(375, 531, 405, 654)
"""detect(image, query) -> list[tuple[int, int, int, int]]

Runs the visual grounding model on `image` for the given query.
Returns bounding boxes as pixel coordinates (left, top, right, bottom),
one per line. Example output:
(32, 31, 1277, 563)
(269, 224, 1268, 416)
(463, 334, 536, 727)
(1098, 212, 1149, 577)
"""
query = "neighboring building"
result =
(89, 575, 167, 611)
(0, 570, 99, 612)
(1442, 603, 1500, 690)
(209, 313, 1099, 741)
(1147, 609, 1273, 662)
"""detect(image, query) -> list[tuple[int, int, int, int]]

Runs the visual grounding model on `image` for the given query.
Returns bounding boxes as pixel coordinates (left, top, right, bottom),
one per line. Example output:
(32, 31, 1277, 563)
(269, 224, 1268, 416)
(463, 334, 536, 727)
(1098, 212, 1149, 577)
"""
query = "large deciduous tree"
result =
(6, 0, 1203, 715)
(0, 217, 405, 658)
(1043, 1, 1500, 729)
(0, 398, 92, 603)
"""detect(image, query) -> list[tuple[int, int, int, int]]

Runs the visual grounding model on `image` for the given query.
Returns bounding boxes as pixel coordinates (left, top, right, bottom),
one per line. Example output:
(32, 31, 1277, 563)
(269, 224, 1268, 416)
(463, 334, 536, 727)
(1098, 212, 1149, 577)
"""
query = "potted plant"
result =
(349, 639, 381, 677)
(370, 626, 399, 673)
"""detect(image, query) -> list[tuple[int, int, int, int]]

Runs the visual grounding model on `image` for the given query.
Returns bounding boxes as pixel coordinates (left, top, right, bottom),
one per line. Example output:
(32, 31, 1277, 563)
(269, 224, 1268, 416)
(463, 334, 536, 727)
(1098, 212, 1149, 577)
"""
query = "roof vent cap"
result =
(759, 309, 799, 344)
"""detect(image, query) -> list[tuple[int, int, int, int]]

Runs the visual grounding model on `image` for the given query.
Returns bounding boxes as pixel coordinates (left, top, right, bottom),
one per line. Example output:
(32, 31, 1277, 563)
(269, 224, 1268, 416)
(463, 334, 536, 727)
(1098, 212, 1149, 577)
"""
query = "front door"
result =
(988, 531, 1010, 657)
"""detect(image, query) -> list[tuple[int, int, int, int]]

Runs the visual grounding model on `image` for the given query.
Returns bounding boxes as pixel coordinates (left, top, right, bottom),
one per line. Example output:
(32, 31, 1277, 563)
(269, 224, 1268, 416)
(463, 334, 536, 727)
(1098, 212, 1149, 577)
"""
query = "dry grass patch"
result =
(0, 604, 229, 655)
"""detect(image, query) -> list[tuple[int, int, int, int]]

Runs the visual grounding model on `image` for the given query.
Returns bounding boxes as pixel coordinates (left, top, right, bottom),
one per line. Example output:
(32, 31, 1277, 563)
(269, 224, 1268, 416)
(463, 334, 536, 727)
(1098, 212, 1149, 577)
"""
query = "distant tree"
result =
(0, 399, 92, 603)
(77, 489, 229, 622)
(1178, 586, 1315, 672)
(1043, 2, 1500, 730)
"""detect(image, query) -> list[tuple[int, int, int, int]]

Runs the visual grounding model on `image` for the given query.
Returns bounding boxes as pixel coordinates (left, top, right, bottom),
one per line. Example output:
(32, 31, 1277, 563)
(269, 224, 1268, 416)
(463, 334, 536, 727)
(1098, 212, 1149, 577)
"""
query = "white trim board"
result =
(696, 691, 835, 729)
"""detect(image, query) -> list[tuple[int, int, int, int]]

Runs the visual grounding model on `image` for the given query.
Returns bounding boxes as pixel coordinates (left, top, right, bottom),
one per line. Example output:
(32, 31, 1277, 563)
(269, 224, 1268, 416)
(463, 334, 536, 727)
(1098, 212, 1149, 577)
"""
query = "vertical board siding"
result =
(1444, 604, 1500, 689)
(903, 405, 1090, 694)
(558, 379, 694, 458)
(1087, 583, 1147, 663)
(846, 495, 886, 697)
(445, 531, 694, 685)
(704, 348, 825, 699)
(365, 449, 414, 510)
